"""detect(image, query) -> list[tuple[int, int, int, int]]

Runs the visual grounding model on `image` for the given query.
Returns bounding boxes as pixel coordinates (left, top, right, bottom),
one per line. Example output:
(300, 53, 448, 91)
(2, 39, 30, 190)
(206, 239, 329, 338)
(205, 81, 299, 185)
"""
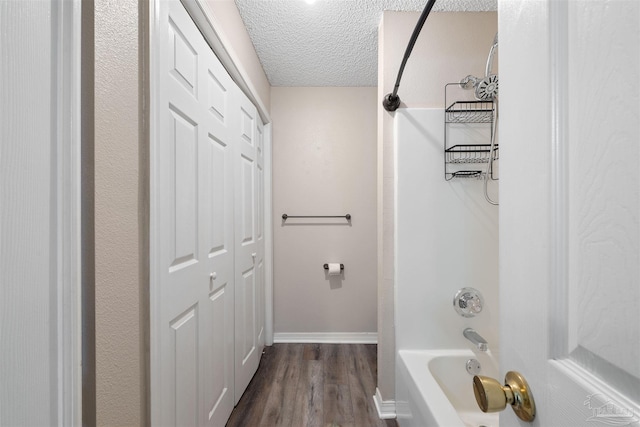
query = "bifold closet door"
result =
(154, 1, 235, 425)
(234, 91, 265, 402)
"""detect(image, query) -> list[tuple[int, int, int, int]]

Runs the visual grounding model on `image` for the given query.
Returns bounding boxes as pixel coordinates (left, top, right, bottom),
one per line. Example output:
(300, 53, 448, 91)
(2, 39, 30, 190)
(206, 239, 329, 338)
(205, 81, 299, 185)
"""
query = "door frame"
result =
(56, 0, 83, 424)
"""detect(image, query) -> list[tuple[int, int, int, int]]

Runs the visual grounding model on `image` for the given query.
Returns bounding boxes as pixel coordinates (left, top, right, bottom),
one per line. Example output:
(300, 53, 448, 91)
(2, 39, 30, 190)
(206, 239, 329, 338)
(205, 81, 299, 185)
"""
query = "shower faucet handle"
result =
(453, 287, 484, 318)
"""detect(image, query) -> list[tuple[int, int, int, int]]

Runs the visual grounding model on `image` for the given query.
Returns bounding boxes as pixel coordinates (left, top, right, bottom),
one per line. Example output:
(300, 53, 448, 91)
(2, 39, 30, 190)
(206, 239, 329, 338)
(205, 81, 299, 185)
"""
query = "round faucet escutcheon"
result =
(453, 287, 484, 317)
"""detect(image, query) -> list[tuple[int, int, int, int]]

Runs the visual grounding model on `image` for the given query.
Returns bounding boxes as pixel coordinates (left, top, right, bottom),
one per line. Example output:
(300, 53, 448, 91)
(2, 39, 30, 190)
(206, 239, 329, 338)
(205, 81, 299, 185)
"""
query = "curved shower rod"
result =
(382, 0, 437, 112)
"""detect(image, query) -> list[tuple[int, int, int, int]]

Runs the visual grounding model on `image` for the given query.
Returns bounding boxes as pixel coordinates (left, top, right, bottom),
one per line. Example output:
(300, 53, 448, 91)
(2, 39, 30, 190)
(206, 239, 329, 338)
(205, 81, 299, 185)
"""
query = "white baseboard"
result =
(273, 332, 377, 344)
(373, 387, 397, 420)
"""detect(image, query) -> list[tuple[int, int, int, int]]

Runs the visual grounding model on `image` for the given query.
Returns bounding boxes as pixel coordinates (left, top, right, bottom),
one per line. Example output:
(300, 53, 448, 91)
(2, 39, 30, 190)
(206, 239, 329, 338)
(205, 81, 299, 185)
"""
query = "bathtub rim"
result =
(397, 348, 499, 427)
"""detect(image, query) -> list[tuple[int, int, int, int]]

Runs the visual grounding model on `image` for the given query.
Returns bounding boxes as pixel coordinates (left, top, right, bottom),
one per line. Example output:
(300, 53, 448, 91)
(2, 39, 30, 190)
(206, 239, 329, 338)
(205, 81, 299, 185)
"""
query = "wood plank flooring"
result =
(226, 344, 398, 427)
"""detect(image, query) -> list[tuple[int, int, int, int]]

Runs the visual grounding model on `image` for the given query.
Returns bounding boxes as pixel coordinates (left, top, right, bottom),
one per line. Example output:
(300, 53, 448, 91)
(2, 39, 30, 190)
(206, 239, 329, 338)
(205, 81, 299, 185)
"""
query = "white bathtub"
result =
(396, 349, 500, 427)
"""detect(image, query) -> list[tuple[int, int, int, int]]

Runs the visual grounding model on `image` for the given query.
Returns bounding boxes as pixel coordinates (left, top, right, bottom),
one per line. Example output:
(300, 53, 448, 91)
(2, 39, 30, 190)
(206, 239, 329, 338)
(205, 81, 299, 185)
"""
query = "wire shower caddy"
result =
(444, 83, 498, 180)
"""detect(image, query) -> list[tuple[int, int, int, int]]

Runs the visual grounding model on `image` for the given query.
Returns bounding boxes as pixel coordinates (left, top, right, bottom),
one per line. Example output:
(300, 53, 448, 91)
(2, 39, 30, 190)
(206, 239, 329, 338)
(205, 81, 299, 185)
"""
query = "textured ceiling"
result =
(234, 0, 497, 86)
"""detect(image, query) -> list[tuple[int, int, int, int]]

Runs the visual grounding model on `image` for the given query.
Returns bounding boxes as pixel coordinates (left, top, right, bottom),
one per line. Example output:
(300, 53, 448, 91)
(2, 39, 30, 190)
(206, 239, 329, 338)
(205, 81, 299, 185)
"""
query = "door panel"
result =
(257, 259, 265, 343)
(240, 154, 255, 243)
(256, 120, 265, 347)
(206, 286, 230, 422)
(241, 268, 256, 363)
(168, 18, 198, 96)
(565, 0, 639, 397)
(234, 92, 264, 402)
(168, 104, 199, 271)
(156, 1, 235, 425)
(169, 307, 199, 427)
(499, 0, 640, 425)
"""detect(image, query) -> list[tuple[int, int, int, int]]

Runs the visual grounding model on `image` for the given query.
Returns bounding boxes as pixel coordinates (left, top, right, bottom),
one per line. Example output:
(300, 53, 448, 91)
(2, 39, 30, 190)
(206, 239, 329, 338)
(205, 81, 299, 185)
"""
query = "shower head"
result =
(475, 74, 498, 100)
(458, 73, 499, 101)
(459, 33, 499, 101)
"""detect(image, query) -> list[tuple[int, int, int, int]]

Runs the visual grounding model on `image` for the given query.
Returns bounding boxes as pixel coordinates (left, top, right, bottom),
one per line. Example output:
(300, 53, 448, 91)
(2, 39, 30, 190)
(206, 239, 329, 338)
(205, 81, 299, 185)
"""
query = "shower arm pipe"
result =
(382, 0, 437, 112)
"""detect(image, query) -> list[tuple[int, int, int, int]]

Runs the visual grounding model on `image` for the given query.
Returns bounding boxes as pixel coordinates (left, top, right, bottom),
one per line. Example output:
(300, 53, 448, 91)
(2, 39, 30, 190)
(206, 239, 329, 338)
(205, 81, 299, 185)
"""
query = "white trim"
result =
(264, 123, 274, 346)
(180, 0, 271, 125)
(373, 388, 397, 420)
(148, 0, 163, 425)
(548, 0, 569, 359)
(273, 332, 378, 344)
(54, 0, 82, 424)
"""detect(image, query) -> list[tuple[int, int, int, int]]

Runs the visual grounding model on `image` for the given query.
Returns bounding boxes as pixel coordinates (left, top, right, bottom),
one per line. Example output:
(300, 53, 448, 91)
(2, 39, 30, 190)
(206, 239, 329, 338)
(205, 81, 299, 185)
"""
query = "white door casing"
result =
(499, 0, 639, 425)
(152, 0, 237, 424)
(0, 0, 81, 425)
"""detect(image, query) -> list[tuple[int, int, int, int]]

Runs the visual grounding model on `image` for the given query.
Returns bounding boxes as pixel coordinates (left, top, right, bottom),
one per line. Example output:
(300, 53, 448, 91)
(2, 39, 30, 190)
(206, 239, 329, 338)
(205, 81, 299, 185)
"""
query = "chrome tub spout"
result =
(463, 328, 488, 352)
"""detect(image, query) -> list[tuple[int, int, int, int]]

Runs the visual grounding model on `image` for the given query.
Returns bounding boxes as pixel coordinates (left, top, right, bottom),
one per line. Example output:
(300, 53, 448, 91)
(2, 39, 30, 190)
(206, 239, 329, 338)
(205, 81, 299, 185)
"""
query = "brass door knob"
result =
(473, 371, 536, 422)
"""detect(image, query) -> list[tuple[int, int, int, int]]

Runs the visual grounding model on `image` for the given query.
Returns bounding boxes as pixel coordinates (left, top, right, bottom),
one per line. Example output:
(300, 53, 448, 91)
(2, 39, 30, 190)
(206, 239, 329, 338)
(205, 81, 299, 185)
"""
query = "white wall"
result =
(377, 11, 498, 400)
(271, 87, 378, 337)
(395, 109, 498, 353)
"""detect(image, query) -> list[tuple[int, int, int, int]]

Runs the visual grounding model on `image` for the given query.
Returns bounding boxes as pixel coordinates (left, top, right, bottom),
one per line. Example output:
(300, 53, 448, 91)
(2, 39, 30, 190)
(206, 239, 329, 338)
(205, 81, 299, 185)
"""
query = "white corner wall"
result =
(395, 109, 498, 353)
(271, 87, 378, 338)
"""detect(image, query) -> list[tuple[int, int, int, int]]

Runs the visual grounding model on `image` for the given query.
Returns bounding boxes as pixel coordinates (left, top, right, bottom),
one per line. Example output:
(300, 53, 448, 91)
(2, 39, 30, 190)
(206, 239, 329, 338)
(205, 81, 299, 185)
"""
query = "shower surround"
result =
(394, 108, 499, 423)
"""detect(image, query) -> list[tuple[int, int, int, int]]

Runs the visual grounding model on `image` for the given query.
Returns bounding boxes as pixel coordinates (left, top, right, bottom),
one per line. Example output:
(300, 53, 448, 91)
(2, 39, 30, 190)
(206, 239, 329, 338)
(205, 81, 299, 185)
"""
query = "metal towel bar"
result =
(282, 214, 351, 221)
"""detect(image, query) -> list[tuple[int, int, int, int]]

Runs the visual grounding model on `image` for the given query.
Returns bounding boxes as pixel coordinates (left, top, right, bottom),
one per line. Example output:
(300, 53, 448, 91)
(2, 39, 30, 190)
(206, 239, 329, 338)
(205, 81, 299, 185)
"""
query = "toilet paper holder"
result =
(323, 263, 344, 271)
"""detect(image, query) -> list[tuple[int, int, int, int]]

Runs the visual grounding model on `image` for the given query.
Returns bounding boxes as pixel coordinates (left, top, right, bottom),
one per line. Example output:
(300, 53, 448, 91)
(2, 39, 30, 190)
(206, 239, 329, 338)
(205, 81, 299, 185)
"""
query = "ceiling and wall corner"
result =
(202, 0, 272, 113)
(234, 0, 497, 87)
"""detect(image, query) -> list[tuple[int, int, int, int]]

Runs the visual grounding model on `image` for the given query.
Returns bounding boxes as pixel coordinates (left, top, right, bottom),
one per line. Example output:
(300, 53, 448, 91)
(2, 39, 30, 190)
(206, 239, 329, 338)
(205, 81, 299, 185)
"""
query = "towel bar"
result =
(282, 214, 351, 221)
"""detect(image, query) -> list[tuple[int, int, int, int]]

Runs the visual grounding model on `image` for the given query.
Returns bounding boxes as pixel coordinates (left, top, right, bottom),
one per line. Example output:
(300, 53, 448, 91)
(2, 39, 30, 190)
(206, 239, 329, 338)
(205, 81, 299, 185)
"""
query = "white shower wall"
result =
(395, 108, 499, 353)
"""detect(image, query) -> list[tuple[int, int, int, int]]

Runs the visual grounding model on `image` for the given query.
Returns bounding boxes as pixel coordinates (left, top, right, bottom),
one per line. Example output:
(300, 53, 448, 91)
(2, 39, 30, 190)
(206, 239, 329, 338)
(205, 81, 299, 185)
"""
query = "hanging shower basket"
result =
(444, 84, 498, 180)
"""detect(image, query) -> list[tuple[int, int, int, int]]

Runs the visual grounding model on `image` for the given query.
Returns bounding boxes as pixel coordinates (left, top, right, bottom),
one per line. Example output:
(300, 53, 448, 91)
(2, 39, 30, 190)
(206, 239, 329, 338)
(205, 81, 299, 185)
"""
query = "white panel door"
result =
(499, 0, 639, 425)
(1, 1, 81, 425)
(234, 91, 264, 402)
(199, 15, 237, 426)
(154, 1, 235, 425)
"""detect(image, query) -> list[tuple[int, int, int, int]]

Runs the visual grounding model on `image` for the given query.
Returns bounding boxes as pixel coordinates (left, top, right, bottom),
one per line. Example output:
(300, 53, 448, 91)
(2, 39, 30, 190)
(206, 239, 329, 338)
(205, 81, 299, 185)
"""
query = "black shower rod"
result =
(382, 0, 437, 112)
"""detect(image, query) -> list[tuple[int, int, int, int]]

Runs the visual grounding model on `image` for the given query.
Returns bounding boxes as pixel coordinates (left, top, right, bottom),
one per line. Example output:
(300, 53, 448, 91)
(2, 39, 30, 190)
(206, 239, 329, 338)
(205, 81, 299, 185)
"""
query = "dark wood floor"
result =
(226, 343, 398, 427)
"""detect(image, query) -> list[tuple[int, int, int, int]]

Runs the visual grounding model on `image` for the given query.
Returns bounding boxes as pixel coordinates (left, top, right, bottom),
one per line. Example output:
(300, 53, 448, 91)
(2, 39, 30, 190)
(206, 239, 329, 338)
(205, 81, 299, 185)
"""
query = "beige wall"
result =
(271, 87, 378, 335)
(377, 11, 498, 401)
(95, 0, 148, 425)
(203, 0, 271, 114)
